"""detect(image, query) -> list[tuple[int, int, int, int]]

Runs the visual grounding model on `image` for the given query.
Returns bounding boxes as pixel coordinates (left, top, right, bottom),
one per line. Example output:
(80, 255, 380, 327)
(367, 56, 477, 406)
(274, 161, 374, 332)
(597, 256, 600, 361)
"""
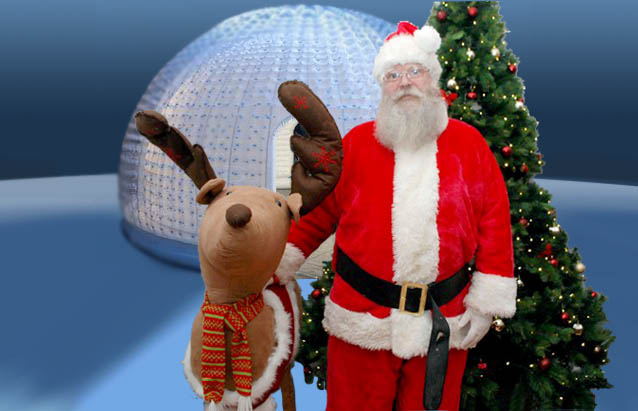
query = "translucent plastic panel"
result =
(118, 5, 392, 266)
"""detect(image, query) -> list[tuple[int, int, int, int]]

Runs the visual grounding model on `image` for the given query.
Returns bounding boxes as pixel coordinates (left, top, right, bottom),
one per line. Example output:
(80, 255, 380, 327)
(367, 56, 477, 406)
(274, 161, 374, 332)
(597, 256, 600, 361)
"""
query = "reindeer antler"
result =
(277, 81, 343, 215)
(135, 110, 216, 189)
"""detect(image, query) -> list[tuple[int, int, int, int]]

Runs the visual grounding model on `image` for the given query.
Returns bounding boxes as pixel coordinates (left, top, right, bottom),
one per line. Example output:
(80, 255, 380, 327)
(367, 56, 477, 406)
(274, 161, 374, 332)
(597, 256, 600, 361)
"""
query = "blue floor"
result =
(0, 174, 635, 410)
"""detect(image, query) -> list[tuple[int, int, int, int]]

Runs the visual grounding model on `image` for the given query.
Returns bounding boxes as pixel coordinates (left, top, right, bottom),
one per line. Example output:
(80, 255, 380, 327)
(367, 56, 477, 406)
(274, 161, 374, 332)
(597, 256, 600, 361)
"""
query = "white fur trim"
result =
(274, 118, 298, 190)
(391, 140, 440, 285)
(373, 25, 442, 85)
(323, 296, 476, 358)
(183, 288, 295, 408)
(322, 295, 392, 351)
(274, 243, 305, 284)
(464, 271, 517, 318)
(285, 281, 302, 357)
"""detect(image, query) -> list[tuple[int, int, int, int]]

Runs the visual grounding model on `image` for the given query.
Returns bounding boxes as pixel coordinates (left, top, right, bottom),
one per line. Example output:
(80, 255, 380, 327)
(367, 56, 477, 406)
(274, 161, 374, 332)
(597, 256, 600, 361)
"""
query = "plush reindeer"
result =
(135, 81, 342, 411)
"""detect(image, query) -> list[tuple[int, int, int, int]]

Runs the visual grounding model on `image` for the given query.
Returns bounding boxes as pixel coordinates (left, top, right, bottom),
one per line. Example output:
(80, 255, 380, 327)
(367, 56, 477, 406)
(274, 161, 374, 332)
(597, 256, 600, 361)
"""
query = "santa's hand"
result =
(458, 307, 492, 350)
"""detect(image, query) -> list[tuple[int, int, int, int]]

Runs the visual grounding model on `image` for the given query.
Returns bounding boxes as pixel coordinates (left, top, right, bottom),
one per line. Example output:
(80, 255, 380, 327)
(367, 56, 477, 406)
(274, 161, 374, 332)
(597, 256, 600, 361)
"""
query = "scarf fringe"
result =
(205, 400, 221, 411)
(237, 395, 254, 411)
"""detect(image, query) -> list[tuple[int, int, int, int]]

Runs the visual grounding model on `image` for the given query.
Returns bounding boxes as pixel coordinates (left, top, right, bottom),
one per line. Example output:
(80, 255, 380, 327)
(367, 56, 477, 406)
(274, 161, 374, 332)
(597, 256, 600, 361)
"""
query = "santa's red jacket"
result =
(278, 118, 516, 359)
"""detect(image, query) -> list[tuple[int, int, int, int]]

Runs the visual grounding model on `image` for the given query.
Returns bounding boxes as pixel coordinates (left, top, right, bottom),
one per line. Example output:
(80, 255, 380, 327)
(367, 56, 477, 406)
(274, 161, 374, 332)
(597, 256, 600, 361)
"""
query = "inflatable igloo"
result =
(118, 5, 393, 271)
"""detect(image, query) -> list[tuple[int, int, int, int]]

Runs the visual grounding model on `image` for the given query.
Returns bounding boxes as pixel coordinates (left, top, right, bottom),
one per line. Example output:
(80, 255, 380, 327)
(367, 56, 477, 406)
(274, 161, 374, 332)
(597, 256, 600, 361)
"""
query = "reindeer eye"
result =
(275, 200, 282, 207)
(226, 191, 232, 196)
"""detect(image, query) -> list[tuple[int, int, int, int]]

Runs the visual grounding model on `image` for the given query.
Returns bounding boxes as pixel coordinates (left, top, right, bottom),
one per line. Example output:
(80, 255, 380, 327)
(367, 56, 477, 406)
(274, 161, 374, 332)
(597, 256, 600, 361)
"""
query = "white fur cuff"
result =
(463, 271, 517, 318)
(274, 243, 305, 283)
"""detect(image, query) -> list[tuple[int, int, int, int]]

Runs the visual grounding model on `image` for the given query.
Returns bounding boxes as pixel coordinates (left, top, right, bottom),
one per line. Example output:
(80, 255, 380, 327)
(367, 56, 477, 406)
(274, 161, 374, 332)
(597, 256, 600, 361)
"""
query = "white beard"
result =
(374, 84, 449, 151)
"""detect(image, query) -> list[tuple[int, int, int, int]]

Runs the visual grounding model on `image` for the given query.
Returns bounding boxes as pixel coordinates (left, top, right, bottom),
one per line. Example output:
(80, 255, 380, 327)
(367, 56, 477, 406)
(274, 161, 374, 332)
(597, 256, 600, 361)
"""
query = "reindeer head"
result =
(134, 81, 341, 300)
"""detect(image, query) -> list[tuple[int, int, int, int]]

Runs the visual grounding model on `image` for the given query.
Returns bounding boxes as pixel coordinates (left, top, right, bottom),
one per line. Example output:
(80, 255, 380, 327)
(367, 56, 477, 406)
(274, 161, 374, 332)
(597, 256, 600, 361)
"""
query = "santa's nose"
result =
(226, 203, 252, 228)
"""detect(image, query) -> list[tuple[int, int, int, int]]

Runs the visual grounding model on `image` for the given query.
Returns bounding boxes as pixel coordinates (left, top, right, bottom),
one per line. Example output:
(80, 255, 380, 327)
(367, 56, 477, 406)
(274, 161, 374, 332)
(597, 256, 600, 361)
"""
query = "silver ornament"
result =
(466, 49, 475, 59)
(447, 78, 457, 89)
(549, 225, 561, 234)
(515, 100, 525, 110)
(491, 47, 501, 58)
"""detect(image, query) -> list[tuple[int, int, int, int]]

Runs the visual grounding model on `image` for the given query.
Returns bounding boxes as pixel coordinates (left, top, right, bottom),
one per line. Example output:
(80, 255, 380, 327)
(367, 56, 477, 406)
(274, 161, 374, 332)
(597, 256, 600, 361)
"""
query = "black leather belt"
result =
(335, 247, 473, 410)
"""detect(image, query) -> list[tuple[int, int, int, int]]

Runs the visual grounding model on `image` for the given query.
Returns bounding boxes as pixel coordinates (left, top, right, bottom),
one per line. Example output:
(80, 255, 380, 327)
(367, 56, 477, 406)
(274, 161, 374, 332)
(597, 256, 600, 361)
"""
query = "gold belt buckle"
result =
(399, 282, 428, 316)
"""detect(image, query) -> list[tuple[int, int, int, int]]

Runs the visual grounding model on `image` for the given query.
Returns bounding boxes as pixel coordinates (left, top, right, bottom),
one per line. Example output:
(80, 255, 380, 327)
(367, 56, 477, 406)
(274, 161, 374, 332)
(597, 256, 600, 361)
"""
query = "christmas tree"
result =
(296, 2, 614, 409)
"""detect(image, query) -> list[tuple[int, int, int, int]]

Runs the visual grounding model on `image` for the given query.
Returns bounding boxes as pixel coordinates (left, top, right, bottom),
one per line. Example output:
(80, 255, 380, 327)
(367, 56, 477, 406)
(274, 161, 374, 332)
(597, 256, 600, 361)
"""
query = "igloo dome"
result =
(119, 5, 393, 270)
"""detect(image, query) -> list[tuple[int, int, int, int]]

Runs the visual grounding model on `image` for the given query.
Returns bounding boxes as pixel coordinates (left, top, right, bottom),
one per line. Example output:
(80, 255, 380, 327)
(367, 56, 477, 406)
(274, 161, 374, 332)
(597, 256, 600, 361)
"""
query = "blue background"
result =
(0, 0, 636, 184)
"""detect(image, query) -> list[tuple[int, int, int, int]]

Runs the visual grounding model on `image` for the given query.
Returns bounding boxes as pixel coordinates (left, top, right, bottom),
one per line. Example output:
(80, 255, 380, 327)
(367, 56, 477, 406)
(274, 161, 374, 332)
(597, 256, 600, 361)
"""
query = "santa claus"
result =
(276, 21, 517, 411)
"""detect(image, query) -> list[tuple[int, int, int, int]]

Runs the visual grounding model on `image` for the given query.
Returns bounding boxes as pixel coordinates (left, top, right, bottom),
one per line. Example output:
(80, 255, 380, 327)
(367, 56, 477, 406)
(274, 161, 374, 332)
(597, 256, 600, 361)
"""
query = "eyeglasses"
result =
(383, 65, 428, 83)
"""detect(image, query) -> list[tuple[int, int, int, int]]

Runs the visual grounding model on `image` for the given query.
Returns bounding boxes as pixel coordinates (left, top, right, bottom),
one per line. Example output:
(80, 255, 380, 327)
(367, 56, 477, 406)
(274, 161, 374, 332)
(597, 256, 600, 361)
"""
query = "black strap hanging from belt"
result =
(335, 247, 472, 410)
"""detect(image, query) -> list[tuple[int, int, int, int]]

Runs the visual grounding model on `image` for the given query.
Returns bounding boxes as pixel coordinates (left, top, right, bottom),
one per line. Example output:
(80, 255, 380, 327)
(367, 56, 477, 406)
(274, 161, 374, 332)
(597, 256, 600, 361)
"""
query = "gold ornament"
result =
(447, 78, 458, 89)
(594, 345, 602, 353)
(573, 323, 584, 336)
(491, 47, 501, 58)
(575, 261, 586, 273)
(466, 48, 475, 59)
(515, 100, 525, 110)
(492, 318, 505, 332)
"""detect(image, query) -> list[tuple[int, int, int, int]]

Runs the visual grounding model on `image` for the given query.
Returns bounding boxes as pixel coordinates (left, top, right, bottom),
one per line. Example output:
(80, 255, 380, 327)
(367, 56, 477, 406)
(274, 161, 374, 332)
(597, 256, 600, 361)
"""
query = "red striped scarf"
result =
(200, 292, 264, 407)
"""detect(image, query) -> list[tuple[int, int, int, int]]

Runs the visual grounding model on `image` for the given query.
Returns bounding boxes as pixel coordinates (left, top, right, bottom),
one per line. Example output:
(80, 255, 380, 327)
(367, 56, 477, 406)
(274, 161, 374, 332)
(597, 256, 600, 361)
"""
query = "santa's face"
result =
(375, 63, 448, 151)
(381, 63, 432, 103)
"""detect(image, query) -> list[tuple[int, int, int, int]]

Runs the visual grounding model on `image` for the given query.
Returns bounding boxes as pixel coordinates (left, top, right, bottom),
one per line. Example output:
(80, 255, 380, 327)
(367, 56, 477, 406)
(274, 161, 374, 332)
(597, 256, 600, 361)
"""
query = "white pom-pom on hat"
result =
(373, 21, 443, 86)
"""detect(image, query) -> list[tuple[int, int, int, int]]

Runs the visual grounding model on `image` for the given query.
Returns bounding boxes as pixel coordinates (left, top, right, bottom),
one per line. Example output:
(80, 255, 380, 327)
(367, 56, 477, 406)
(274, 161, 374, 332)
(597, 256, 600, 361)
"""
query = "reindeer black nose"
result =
(225, 203, 252, 228)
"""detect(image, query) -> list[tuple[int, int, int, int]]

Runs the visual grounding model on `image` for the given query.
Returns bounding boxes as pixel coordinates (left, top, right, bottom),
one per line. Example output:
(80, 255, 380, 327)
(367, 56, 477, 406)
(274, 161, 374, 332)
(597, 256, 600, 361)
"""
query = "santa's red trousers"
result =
(327, 336, 468, 411)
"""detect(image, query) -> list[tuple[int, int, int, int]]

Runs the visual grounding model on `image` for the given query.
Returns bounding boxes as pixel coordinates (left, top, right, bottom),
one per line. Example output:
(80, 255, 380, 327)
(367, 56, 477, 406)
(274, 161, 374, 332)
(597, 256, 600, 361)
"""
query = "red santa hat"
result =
(373, 21, 442, 86)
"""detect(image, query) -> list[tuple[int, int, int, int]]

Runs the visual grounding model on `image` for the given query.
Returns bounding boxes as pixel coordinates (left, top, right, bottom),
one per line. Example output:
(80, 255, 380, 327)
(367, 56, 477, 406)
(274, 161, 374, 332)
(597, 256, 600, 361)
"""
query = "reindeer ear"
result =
(196, 178, 226, 205)
(286, 192, 302, 223)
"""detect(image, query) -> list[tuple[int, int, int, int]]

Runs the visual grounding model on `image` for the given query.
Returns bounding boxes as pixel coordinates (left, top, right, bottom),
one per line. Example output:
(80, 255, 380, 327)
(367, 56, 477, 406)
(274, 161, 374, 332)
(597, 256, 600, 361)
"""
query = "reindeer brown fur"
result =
(135, 81, 342, 411)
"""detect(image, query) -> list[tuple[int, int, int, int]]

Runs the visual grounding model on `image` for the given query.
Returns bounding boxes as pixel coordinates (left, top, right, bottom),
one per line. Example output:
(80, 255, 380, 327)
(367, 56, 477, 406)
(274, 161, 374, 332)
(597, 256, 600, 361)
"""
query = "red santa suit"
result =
(276, 21, 517, 411)
(277, 118, 516, 410)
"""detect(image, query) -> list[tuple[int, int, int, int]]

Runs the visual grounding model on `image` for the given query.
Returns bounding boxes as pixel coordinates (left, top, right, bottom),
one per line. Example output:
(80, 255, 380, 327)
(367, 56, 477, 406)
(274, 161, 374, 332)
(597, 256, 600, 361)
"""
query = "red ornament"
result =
(537, 153, 542, 160)
(311, 289, 322, 299)
(519, 217, 529, 227)
(550, 259, 559, 267)
(518, 97, 525, 103)
(508, 64, 518, 73)
(540, 244, 552, 257)
(437, 10, 447, 22)
(561, 312, 570, 322)
(304, 366, 311, 374)
(539, 357, 551, 371)
(591, 291, 598, 298)
(521, 163, 529, 173)
(440, 89, 458, 106)
(477, 362, 487, 370)
(466, 91, 478, 100)
(468, 6, 478, 18)
(501, 146, 512, 157)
